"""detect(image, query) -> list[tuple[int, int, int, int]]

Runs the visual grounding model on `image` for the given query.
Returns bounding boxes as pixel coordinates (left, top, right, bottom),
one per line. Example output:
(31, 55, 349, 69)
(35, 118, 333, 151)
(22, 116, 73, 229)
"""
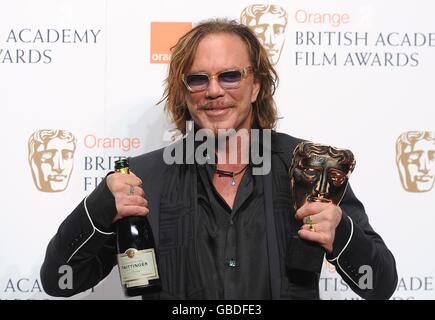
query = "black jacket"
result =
(40, 131, 398, 299)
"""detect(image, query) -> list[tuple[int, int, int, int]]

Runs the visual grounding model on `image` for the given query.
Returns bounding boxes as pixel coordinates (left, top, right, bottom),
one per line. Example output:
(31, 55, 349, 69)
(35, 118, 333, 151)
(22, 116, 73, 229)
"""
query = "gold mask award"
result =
(286, 141, 356, 273)
(289, 141, 356, 210)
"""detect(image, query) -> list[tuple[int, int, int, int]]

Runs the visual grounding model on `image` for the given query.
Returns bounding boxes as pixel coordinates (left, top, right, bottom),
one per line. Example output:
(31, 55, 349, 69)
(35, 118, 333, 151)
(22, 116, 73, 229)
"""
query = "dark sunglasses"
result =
(182, 66, 253, 93)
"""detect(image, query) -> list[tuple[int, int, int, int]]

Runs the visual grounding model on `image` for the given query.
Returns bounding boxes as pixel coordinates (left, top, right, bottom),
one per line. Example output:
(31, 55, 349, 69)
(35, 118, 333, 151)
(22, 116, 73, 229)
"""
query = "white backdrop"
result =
(1, 0, 434, 300)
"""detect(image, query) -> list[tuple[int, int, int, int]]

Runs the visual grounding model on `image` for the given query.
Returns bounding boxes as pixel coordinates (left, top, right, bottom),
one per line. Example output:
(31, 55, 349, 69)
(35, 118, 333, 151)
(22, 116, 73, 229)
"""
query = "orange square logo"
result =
(150, 22, 192, 64)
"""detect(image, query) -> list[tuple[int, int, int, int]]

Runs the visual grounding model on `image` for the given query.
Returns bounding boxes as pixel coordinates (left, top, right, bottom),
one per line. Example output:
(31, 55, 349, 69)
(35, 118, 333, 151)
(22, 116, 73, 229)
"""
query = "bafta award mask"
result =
(28, 129, 77, 192)
(289, 141, 356, 210)
(396, 131, 435, 193)
(240, 4, 288, 65)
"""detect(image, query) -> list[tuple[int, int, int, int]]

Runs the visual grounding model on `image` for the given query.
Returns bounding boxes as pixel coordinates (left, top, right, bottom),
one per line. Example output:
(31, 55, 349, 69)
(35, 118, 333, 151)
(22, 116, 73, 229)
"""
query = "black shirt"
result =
(196, 163, 271, 299)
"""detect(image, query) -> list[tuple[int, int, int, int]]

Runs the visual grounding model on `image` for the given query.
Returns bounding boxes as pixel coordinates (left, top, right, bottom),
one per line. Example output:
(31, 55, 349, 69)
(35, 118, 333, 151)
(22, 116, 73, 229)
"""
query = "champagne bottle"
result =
(114, 159, 161, 296)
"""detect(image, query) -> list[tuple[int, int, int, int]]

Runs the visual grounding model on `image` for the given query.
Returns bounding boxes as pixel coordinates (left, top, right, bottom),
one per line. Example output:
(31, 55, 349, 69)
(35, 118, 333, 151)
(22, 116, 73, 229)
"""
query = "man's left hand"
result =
(295, 201, 342, 254)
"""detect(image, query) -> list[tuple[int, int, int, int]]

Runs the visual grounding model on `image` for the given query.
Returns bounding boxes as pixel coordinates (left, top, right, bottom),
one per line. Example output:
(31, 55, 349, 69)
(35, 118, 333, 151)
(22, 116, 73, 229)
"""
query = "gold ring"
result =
(306, 216, 313, 225)
(129, 184, 135, 195)
(306, 216, 315, 232)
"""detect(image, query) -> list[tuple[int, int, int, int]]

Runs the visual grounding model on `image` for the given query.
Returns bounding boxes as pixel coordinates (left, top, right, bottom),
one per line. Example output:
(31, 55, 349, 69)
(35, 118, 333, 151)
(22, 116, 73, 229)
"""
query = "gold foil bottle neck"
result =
(115, 167, 130, 174)
(114, 159, 130, 174)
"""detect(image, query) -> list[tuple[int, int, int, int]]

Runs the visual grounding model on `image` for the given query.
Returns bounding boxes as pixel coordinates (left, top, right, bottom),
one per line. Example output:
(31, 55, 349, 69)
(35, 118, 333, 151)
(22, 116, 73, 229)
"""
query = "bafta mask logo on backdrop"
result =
(28, 129, 77, 192)
(396, 131, 435, 193)
(150, 22, 192, 64)
(241, 4, 288, 65)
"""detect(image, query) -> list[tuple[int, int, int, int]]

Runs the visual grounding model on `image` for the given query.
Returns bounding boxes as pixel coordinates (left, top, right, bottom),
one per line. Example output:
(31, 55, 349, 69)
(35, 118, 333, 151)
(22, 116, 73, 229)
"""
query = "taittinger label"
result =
(117, 248, 159, 287)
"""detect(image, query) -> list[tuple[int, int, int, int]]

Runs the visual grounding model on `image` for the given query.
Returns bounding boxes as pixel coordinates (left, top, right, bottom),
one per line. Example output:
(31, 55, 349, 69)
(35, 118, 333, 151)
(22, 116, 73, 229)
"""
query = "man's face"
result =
(185, 33, 260, 134)
(248, 13, 286, 65)
(31, 137, 75, 192)
(291, 154, 350, 210)
(400, 139, 435, 192)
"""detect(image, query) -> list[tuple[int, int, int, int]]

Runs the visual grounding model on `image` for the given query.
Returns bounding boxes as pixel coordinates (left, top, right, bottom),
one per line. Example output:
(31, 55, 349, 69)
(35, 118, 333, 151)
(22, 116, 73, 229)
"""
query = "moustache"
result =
(199, 102, 232, 110)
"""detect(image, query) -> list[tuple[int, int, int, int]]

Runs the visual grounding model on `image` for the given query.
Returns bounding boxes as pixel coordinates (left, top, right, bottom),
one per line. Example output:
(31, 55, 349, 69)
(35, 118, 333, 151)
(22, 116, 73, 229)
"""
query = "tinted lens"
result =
(186, 74, 208, 90)
(218, 70, 242, 87)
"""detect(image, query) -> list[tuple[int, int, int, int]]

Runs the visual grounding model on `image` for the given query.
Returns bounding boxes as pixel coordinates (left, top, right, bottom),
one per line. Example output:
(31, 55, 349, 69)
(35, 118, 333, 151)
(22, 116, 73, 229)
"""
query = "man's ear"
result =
(251, 77, 260, 103)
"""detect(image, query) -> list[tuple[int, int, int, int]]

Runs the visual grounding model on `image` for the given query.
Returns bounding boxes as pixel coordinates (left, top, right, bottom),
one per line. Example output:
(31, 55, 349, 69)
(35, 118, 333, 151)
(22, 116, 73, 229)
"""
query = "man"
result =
(28, 129, 76, 192)
(396, 131, 435, 192)
(241, 4, 288, 65)
(40, 19, 397, 299)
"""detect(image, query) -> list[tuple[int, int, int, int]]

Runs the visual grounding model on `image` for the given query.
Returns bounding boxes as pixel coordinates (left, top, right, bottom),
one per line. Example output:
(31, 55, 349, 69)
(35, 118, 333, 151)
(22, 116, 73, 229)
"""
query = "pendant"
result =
(231, 176, 236, 186)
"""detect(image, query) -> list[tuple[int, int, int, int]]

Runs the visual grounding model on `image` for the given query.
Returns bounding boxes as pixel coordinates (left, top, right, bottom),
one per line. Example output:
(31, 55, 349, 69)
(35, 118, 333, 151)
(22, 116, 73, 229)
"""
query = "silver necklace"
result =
(215, 165, 248, 186)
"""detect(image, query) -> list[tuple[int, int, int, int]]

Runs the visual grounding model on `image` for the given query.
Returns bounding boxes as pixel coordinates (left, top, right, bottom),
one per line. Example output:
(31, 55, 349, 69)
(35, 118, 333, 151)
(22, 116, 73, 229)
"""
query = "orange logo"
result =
(150, 22, 192, 64)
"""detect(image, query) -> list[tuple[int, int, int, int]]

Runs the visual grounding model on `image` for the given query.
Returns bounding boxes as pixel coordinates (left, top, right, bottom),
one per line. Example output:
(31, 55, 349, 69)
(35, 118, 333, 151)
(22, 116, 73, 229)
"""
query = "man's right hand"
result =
(106, 171, 149, 223)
